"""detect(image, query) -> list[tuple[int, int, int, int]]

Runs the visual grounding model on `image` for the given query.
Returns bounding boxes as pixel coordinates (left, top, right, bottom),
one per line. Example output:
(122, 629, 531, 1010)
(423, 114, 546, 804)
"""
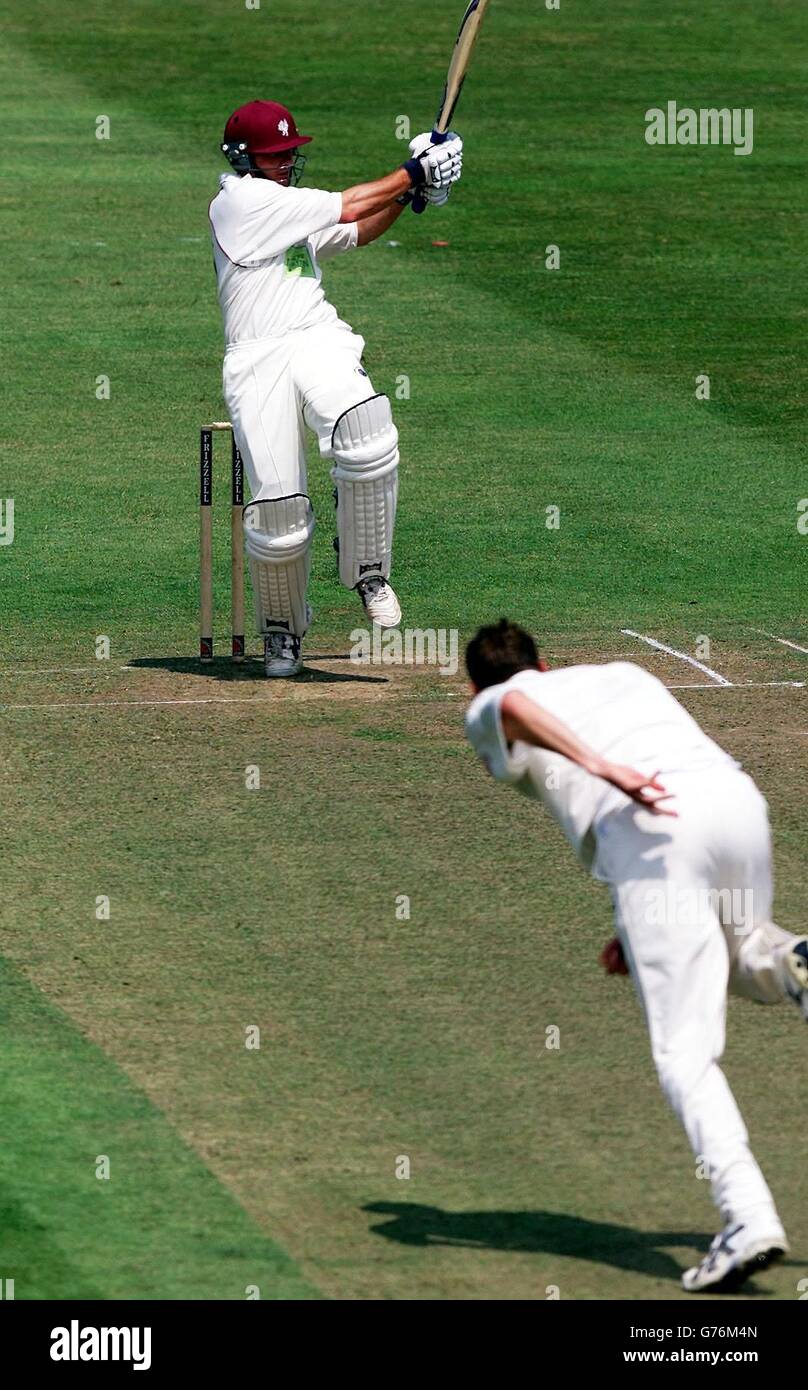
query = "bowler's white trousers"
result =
(594, 767, 794, 1232)
(222, 321, 377, 504)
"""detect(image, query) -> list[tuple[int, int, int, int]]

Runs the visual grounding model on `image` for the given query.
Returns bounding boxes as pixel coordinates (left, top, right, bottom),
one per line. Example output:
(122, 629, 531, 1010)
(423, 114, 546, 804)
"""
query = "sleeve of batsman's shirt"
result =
(211, 175, 343, 265)
(309, 221, 359, 261)
(464, 683, 532, 784)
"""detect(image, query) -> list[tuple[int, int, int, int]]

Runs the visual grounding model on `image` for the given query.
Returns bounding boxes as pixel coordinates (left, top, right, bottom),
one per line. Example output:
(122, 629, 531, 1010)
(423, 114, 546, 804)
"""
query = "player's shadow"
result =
(126, 657, 388, 684)
(364, 1203, 713, 1286)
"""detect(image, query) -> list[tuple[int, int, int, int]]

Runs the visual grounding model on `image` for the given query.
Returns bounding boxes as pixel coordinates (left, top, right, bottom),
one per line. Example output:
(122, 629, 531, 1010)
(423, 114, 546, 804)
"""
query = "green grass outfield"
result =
(0, 0, 805, 1298)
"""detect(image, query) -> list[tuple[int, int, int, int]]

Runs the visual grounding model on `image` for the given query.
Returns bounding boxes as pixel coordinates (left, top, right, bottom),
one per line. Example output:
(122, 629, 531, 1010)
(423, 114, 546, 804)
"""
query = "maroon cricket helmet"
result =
(223, 100, 312, 155)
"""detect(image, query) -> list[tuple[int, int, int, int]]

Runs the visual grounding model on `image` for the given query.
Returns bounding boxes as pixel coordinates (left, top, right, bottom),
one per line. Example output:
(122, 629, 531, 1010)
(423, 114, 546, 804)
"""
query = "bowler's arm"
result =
(499, 691, 676, 815)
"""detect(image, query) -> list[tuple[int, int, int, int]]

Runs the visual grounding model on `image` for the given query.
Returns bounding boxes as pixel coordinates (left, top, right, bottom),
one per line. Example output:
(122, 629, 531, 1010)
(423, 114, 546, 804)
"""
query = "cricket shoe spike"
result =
(682, 1221, 787, 1294)
(264, 628, 303, 678)
(783, 937, 808, 1020)
(356, 573, 401, 628)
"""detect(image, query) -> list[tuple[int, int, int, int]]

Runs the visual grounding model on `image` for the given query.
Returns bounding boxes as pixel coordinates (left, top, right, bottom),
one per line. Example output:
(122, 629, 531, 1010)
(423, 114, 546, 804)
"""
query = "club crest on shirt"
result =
(284, 243, 316, 279)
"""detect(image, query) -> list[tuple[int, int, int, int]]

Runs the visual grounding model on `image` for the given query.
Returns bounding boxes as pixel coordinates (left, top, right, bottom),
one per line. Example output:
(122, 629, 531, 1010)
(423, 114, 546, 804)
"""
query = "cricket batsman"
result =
(209, 99, 462, 676)
(464, 619, 808, 1294)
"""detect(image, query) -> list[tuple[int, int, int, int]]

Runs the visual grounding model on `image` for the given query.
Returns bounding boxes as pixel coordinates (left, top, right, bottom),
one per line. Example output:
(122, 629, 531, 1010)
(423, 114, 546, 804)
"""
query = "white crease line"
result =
(0, 695, 292, 712)
(621, 629, 732, 685)
(0, 653, 661, 680)
(665, 681, 805, 690)
(0, 666, 131, 678)
(437, 683, 804, 695)
(751, 629, 808, 656)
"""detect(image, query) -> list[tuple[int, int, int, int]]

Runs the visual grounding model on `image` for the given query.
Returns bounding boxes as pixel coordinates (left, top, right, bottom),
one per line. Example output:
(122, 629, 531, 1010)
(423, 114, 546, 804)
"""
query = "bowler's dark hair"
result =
(465, 619, 539, 690)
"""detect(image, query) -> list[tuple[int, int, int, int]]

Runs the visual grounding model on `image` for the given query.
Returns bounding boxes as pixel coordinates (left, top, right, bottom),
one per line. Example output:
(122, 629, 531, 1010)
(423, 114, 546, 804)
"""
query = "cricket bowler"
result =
(464, 619, 808, 1294)
(209, 100, 462, 677)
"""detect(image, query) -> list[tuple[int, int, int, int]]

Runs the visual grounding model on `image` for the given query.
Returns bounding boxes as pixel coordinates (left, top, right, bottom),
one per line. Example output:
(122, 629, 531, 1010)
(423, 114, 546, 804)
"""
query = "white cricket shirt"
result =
(209, 173, 358, 346)
(465, 663, 736, 873)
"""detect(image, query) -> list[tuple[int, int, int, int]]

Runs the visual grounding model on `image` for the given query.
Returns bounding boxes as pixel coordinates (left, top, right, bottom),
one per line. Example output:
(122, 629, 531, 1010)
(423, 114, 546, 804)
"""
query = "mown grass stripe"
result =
(0, 957, 320, 1300)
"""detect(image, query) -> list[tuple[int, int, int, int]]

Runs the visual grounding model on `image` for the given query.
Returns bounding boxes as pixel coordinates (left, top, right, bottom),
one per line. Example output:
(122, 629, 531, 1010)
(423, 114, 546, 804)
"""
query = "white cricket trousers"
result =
(222, 321, 377, 505)
(595, 767, 795, 1233)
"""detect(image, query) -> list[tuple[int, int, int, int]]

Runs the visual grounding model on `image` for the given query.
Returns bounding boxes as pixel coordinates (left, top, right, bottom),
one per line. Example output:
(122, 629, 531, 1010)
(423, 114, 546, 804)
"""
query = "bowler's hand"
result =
(603, 764, 677, 816)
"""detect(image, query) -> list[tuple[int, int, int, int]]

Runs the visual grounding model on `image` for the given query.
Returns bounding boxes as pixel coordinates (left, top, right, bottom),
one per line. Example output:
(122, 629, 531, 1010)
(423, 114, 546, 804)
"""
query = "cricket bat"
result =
(412, 0, 492, 214)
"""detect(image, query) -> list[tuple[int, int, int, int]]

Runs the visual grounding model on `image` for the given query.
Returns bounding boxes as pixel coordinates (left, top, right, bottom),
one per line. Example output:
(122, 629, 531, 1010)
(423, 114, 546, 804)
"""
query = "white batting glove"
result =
(409, 131, 434, 159)
(422, 184, 451, 207)
(426, 133, 463, 188)
(408, 131, 463, 188)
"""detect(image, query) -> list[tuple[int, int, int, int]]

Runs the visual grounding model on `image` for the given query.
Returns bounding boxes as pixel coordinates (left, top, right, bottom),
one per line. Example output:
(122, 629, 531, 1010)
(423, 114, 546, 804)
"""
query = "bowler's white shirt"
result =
(209, 173, 358, 346)
(465, 663, 736, 874)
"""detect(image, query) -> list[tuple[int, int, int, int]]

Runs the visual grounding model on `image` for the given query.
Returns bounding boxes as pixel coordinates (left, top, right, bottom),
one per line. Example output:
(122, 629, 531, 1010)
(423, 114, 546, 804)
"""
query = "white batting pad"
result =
(330, 394, 399, 588)
(243, 494, 315, 638)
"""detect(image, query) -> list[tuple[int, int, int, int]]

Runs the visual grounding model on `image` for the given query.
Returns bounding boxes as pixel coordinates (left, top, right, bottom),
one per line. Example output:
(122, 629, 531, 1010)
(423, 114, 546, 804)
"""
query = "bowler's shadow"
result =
(364, 1203, 716, 1287)
(127, 656, 388, 684)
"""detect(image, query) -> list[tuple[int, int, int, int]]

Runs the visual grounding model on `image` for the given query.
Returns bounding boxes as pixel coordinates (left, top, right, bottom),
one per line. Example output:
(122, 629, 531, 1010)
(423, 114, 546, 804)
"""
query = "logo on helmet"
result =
(278, 119, 290, 137)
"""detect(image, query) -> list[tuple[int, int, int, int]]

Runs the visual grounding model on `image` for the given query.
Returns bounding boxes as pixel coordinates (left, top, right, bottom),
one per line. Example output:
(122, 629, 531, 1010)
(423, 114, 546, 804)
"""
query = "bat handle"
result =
(411, 127, 448, 215)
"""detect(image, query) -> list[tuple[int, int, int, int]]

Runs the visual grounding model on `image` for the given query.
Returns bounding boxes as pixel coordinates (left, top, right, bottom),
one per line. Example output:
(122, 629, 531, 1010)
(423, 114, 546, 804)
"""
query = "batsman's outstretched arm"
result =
(340, 137, 462, 223)
(340, 167, 414, 222)
(356, 202, 407, 246)
(499, 690, 677, 816)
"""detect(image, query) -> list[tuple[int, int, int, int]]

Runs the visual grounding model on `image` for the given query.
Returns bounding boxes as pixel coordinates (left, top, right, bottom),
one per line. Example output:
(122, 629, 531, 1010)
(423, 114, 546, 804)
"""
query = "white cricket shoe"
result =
(264, 629, 302, 678)
(356, 573, 401, 628)
(782, 938, 808, 1020)
(682, 1221, 787, 1293)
